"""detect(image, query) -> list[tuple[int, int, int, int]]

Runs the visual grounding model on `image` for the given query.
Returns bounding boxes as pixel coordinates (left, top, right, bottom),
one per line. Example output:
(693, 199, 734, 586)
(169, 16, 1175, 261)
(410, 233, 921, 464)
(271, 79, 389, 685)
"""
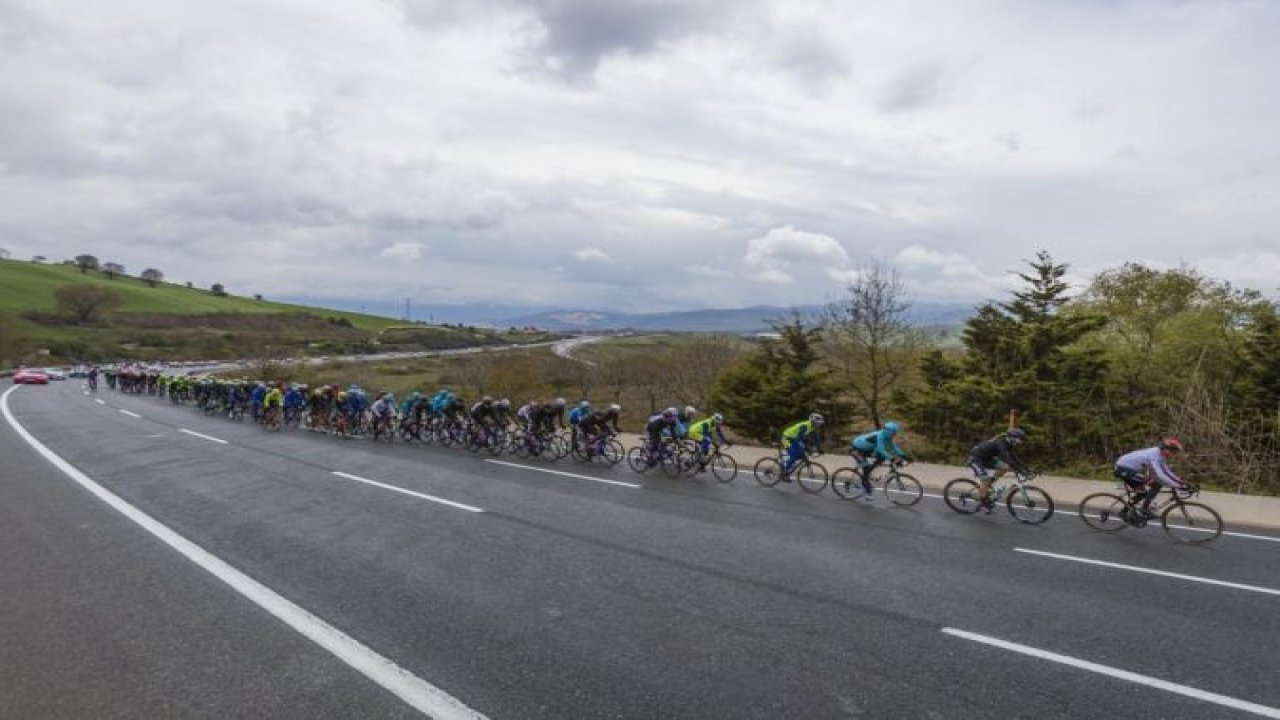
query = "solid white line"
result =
(485, 459, 642, 488)
(179, 428, 228, 445)
(942, 628, 1280, 718)
(1, 387, 486, 720)
(118, 409, 142, 419)
(1014, 548, 1280, 596)
(94, 398, 105, 405)
(331, 472, 484, 513)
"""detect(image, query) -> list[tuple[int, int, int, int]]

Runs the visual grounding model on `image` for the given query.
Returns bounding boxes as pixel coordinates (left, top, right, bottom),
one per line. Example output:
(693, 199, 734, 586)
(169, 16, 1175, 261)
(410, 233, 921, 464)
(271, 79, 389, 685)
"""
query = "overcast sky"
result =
(2, 0, 1279, 312)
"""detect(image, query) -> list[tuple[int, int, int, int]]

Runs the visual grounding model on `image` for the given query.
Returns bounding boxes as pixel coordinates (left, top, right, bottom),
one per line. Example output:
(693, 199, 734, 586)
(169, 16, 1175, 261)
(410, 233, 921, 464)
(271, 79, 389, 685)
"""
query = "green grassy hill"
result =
(0, 259, 551, 366)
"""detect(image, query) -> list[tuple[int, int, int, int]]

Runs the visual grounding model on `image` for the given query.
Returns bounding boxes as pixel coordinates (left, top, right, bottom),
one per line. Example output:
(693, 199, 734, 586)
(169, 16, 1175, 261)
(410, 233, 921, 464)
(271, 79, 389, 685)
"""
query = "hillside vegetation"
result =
(0, 259, 555, 365)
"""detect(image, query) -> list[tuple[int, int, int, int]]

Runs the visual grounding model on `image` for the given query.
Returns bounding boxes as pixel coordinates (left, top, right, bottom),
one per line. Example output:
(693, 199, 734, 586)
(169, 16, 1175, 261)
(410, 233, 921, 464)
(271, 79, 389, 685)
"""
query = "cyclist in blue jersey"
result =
(847, 421, 912, 501)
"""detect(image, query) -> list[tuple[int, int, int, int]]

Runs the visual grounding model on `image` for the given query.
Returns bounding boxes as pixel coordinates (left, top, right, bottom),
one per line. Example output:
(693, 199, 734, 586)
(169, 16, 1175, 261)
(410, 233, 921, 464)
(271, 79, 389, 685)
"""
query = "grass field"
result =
(0, 259, 398, 331)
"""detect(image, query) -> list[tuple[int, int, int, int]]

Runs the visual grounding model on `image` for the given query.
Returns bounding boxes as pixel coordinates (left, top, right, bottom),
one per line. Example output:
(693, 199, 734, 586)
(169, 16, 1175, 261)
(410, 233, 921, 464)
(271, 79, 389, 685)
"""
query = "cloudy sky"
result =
(2, 0, 1279, 313)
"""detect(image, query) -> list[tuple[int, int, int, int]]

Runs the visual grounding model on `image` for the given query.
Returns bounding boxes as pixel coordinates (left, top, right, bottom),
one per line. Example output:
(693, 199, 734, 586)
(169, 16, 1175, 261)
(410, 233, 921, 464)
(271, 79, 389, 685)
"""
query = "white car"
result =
(41, 367, 68, 381)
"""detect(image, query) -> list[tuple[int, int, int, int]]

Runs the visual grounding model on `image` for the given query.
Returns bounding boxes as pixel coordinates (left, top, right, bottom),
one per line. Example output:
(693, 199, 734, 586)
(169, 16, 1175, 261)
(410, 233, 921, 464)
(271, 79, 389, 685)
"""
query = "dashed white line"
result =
(118, 409, 142, 419)
(485, 459, 642, 488)
(94, 398, 105, 405)
(331, 471, 484, 513)
(942, 628, 1280, 718)
(178, 428, 228, 445)
(1014, 548, 1280, 596)
(1, 386, 486, 720)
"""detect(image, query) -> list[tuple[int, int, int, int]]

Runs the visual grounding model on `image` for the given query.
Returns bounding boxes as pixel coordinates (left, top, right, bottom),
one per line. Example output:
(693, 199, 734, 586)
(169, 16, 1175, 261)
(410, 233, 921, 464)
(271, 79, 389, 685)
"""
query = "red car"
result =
(12, 369, 49, 385)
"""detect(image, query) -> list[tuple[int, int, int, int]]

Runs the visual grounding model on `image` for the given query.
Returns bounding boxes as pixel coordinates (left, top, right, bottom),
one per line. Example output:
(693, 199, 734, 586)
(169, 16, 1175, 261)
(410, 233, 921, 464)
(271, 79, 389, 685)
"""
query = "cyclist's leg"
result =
(782, 438, 805, 474)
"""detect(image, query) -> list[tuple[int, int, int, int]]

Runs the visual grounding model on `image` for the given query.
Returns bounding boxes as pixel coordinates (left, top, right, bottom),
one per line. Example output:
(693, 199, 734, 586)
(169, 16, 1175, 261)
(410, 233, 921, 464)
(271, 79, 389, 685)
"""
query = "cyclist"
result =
(601, 403, 623, 435)
(780, 413, 825, 480)
(544, 398, 568, 433)
(250, 381, 268, 421)
(645, 408, 679, 465)
(675, 405, 698, 438)
(687, 413, 729, 466)
(1115, 437, 1188, 519)
(568, 400, 592, 451)
(261, 383, 284, 425)
(468, 396, 497, 445)
(848, 420, 911, 501)
(493, 398, 513, 429)
(968, 427, 1033, 508)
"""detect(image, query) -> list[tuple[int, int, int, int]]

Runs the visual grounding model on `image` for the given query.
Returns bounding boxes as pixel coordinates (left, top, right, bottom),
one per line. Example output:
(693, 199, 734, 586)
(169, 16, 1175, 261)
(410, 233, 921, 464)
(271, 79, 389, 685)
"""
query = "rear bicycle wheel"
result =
(753, 457, 783, 487)
(1162, 501, 1223, 544)
(943, 478, 983, 514)
(602, 439, 625, 467)
(1006, 485, 1055, 524)
(626, 446, 651, 473)
(1078, 493, 1128, 533)
(796, 461, 829, 494)
(830, 468, 861, 500)
(709, 452, 738, 483)
(883, 471, 923, 506)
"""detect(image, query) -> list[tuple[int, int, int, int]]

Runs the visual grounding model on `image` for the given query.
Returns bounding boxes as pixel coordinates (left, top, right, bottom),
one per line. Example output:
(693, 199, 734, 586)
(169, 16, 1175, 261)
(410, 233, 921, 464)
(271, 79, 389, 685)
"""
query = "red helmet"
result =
(1160, 437, 1183, 453)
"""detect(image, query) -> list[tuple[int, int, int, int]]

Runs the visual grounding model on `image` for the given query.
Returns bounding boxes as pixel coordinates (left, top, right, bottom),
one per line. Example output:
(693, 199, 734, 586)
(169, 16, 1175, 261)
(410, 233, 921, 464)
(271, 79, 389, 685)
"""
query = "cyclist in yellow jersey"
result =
(781, 413, 824, 477)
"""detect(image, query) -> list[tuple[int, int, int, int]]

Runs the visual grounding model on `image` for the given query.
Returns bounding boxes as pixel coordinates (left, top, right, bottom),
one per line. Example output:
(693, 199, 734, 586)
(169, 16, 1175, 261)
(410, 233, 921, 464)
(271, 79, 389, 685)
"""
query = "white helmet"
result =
(712, 413, 724, 424)
(810, 412, 825, 424)
(684, 405, 697, 417)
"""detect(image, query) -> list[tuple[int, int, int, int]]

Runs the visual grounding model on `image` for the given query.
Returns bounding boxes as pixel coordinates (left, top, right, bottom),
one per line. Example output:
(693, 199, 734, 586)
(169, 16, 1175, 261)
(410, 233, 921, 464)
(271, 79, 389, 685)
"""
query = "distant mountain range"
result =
(282, 297, 976, 333)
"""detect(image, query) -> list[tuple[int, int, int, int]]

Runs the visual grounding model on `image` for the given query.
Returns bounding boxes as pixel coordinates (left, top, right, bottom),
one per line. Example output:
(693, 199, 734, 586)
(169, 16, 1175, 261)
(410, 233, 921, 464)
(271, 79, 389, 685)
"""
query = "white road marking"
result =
(178, 428, 228, 445)
(943, 628, 1280, 718)
(94, 398, 105, 405)
(1014, 548, 1280, 596)
(118, 409, 142, 419)
(485, 459, 642, 488)
(2, 387, 487, 720)
(330, 472, 484, 513)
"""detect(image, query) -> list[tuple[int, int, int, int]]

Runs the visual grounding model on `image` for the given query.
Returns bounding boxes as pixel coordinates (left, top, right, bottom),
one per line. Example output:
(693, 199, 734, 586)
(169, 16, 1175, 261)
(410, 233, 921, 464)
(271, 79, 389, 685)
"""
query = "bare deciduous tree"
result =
(140, 268, 164, 287)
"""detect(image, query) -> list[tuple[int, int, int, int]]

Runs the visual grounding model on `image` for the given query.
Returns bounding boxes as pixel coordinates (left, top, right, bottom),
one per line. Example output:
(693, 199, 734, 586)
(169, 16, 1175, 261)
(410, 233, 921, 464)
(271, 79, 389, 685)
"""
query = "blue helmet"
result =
(883, 421, 901, 435)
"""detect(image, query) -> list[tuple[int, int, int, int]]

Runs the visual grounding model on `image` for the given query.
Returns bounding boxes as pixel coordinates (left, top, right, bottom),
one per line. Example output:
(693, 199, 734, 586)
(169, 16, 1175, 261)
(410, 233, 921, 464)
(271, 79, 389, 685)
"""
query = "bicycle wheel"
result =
(1006, 485, 1054, 524)
(943, 478, 983, 514)
(753, 457, 783, 487)
(659, 446, 683, 478)
(1162, 501, 1223, 544)
(796, 461, 829, 494)
(830, 468, 862, 500)
(602, 439, 625, 467)
(709, 452, 738, 483)
(1078, 493, 1128, 533)
(626, 446, 651, 473)
(883, 472, 923, 506)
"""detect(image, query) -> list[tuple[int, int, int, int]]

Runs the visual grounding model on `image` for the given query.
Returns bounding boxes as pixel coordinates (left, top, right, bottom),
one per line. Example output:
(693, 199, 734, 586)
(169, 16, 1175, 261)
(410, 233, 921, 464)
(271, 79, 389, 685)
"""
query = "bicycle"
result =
(753, 447, 829, 493)
(370, 413, 397, 444)
(943, 470, 1054, 524)
(830, 458, 923, 506)
(261, 405, 283, 432)
(572, 433, 626, 467)
(679, 442, 739, 483)
(626, 439, 683, 478)
(1078, 482, 1223, 544)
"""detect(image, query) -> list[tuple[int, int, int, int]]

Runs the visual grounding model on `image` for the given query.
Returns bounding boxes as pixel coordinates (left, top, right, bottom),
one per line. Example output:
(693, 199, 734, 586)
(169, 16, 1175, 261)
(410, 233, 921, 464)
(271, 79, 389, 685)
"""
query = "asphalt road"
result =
(3, 381, 1279, 719)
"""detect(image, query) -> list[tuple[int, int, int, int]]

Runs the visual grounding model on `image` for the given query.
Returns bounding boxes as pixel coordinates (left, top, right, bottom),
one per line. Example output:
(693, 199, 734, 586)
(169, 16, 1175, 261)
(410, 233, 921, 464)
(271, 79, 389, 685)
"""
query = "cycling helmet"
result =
(482, 395, 493, 404)
(661, 408, 676, 419)
(684, 405, 697, 417)
(883, 420, 901, 435)
(809, 412, 824, 424)
(579, 400, 591, 409)
(553, 397, 566, 407)
(1160, 436, 1184, 453)
(498, 398, 510, 408)
(608, 403, 621, 412)
(1006, 427, 1028, 442)
(712, 412, 724, 424)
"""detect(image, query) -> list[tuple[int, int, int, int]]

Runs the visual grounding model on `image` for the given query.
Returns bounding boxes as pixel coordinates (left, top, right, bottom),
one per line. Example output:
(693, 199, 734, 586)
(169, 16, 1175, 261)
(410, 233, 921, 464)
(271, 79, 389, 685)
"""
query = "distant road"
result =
(550, 335, 605, 365)
(3, 381, 1280, 718)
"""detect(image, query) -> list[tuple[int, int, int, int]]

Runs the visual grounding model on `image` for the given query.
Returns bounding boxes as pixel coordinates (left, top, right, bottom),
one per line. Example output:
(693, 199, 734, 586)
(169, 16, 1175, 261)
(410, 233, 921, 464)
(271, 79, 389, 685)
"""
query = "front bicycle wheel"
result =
(882, 471, 923, 506)
(795, 461, 829, 494)
(709, 452, 738, 483)
(1162, 501, 1223, 544)
(602, 439, 625, 467)
(753, 457, 783, 487)
(830, 468, 861, 500)
(1078, 493, 1128, 532)
(1006, 485, 1054, 524)
(626, 446, 651, 473)
(943, 478, 983, 514)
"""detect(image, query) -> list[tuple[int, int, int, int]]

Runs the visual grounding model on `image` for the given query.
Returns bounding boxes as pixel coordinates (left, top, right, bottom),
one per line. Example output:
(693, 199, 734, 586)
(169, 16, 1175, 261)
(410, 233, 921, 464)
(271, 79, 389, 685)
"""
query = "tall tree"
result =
(210, 283, 227, 296)
(54, 284, 123, 325)
(140, 268, 164, 287)
(712, 314, 840, 442)
(74, 254, 99, 274)
(0, 247, 10, 260)
(102, 262, 125, 279)
(822, 264, 928, 427)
